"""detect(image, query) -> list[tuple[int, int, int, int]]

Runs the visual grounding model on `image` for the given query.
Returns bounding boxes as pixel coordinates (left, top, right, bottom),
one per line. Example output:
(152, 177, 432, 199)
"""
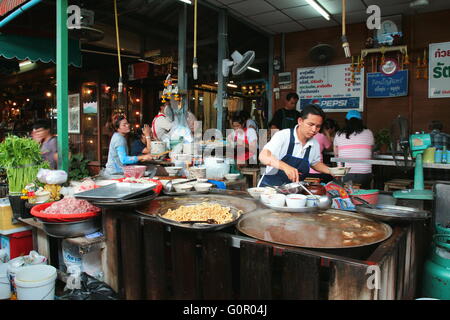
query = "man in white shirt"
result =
(151, 104, 173, 141)
(258, 104, 333, 186)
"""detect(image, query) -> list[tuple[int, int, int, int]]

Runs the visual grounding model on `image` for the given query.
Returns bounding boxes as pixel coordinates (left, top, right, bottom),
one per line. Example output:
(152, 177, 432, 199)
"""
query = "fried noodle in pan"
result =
(162, 202, 239, 224)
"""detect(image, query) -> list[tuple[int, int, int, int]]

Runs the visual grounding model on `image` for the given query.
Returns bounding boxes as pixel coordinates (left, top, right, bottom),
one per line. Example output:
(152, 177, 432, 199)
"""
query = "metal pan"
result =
(162, 190, 210, 196)
(352, 196, 430, 222)
(156, 206, 242, 231)
(75, 182, 157, 201)
(136, 194, 258, 231)
(88, 192, 158, 209)
(236, 208, 392, 249)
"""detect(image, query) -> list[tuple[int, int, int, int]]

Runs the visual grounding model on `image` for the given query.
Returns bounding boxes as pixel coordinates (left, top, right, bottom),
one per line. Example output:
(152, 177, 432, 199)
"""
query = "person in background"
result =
(31, 119, 58, 169)
(333, 110, 374, 189)
(104, 115, 153, 177)
(258, 104, 333, 187)
(186, 110, 198, 135)
(239, 110, 258, 132)
(130, 124, 152, 156)
(269, 92, 301, 130)
(308, 118, 339, 182)
(429, 120, 450, 149)
(151, 103, 173, 141)
(226, 113, 258, 168)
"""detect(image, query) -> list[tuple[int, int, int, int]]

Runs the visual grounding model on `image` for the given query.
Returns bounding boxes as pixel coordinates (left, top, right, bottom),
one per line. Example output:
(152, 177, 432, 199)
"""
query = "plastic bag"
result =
(37, 169, 68, 184)
(46, 170, 68, 184)
(37, 168, 52, 184)
(58, 272, 119, 300)
(324, 181, 355, 210)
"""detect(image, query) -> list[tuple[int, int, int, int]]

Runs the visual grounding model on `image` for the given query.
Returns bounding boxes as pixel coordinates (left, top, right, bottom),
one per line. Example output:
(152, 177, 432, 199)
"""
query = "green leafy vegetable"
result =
(68, 153, 91, 181)
(0, 135, 49, 193)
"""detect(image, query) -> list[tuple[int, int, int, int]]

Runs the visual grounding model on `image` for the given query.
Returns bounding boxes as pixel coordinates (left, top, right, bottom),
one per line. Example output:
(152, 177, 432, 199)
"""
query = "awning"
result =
(0, 0, 29, 17)
(0, 33, 82, 67)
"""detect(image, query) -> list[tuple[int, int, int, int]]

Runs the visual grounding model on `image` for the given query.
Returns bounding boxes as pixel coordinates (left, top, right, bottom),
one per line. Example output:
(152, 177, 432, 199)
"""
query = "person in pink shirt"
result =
(308, 118, 338, 182)
(333, 110, 374, 189)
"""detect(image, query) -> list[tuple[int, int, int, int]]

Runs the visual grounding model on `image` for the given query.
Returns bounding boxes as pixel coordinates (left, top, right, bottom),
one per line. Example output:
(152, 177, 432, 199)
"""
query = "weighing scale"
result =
(393, 133, 434, 200)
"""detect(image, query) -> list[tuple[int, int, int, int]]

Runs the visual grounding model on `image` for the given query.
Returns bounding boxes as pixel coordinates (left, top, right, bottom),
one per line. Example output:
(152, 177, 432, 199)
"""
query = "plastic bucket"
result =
(350, 189, 379, 205)
(7, 255, 47, 296)
(0, 263, 11, 300)
(15, 265, 57, 300)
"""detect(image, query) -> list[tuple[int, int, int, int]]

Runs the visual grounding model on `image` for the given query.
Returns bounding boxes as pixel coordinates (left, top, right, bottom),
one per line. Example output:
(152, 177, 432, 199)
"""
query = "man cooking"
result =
(258, 104, 333, 187)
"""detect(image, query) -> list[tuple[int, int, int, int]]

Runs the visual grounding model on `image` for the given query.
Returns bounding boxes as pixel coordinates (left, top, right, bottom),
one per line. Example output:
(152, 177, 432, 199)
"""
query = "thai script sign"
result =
(429, 41, 450, 98)
(367, 70, 408, 98)
(297, 64, 364, 112)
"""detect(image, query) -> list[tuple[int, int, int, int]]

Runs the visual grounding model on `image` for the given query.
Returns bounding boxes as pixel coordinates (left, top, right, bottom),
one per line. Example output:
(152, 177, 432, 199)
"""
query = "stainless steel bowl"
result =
(40, 216, 101, 238)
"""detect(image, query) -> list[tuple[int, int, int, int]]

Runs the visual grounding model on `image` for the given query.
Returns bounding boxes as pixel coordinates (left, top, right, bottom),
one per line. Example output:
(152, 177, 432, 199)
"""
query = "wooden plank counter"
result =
(101, 207, 429, 300)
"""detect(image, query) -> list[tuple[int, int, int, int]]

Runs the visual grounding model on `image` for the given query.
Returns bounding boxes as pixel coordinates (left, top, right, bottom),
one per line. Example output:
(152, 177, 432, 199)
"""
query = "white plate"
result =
(261, 201, 319, 213)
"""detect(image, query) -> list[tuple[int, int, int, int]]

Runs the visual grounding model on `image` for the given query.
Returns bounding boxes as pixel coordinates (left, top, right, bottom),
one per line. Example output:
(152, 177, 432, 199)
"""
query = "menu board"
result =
(429, 41, 450, 98)
(297, 64, 364, 112)
(367, 70, 408, 98)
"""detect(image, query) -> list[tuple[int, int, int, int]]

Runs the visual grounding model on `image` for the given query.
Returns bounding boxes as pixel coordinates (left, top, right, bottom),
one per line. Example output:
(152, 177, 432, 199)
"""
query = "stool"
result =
(240, 167, 261, 188)
(384, 179, 413, 191)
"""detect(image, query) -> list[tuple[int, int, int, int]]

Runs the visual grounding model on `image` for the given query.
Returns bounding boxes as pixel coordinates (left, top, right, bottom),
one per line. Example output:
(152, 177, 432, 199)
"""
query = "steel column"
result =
(217, 9, 227, 133)
(178, 4, 187, 92)
(56, 0, 69, 171)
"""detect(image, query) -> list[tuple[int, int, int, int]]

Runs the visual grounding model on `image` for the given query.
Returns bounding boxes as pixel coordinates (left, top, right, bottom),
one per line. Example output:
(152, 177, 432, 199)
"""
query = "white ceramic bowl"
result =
(269, 194, 286, 207)
(194, 183, 213, 192)
(260, 193, 274, 205)
(196, 178, 208, 183)
(174, 184, 194, 193)
(247, 187, 267, 200)
(224, 173, 240, 181)
(329, 167, 351, 176)
(286, 194, 307, 208)
(165, 166, 182, 176)
(35, 190, 51, 203)
(306, 195, 320, 207)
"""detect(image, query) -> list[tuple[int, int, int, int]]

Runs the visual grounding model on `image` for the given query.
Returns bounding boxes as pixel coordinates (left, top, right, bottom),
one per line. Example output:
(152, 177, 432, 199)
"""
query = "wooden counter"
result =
(101, 205, 430, 300)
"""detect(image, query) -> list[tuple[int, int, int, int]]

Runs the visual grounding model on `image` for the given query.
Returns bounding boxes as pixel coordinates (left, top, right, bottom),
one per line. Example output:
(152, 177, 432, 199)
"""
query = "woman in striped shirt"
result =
(333, 110, 374, 189)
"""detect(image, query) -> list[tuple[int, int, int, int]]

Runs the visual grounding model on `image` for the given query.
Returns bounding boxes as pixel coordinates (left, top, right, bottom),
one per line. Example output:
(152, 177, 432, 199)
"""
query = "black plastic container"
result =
(8, 194, 32, 219)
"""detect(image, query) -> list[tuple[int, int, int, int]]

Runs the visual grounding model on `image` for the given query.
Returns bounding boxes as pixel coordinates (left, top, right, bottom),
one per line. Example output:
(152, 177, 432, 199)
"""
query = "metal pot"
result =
(151, 141, 167, 159)
(39, 216, 101, 238)
(204, 157, 230, 179)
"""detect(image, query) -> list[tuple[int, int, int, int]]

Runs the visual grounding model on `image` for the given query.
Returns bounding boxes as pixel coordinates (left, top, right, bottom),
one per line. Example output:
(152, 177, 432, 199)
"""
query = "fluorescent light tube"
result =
(305, 0, 330, 20)
(19, 60, 33, 67)
(247, 67, 260, 73)
(178, 0, 192, 4)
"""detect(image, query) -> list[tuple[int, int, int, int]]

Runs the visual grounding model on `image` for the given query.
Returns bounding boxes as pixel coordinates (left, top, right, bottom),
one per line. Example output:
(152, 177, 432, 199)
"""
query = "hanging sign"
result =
(366, 70, 408, 98)
(429, 41, 450, 98)
(297, 64, 364, 112)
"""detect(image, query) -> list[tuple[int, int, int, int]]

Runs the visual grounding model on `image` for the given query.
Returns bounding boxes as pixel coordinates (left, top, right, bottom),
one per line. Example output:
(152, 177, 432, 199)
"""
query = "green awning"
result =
(0, 33, 82, 67)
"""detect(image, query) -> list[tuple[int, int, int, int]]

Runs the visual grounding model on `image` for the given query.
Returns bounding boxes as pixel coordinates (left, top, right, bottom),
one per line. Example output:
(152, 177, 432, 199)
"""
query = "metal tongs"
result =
(165, 178, 197, 193)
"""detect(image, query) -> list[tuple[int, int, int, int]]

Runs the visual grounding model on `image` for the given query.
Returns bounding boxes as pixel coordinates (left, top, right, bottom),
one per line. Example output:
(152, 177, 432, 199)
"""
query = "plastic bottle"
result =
(442, 146, 448, 164)
(435, 148, 443, 164)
